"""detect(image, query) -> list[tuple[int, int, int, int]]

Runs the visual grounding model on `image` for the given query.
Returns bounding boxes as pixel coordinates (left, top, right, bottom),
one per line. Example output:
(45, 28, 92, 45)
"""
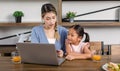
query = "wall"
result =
(0, 0, 58, 45)
(0, 0, 58, 22)
(62, 1, 120, 20)
(85, 27, 120, 45)
(62, 1, 120, 45)
(0, 0, 120, 45)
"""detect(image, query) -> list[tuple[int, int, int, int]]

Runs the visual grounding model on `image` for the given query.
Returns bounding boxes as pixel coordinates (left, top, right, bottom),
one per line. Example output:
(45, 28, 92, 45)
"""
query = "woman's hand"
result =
(57, 50, 63, 57)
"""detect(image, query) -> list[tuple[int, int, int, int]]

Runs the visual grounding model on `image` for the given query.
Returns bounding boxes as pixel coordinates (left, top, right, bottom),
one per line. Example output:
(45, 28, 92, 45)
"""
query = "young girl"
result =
(65, 25, 91, 60)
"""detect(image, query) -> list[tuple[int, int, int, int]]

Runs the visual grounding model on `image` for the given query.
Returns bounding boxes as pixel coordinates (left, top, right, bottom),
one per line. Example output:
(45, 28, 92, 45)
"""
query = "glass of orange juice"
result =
(11, 51, 21, 64)
(92, 50, 102, 62)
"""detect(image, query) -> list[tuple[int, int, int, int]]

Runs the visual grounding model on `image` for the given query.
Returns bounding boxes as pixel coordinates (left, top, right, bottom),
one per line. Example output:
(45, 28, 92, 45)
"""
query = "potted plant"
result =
(66, 11, 76, 23)
(13, 11, 24, 23)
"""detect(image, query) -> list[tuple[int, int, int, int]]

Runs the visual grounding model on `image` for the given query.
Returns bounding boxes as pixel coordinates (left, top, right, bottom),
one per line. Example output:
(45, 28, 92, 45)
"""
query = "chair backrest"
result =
(104, 45, 111, 55)
(111, 44, 120, 55)
(110, 44, 120, 60)
(90, 41, 104, 55)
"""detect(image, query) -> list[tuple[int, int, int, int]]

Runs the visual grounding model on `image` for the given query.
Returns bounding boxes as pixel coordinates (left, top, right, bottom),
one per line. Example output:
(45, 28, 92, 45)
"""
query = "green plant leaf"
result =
(13, 11, 24, 17)
(66, 11, 76, 18)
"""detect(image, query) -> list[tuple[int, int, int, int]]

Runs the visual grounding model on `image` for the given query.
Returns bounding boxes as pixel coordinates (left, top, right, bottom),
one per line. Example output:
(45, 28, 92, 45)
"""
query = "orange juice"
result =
(11, 51, 21, 64)
(92, 55, 101, 61)
(12, 56, 21, 63)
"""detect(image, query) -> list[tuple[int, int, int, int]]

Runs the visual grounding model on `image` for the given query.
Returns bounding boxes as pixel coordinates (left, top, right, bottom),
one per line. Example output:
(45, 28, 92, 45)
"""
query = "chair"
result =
(110, 44, 120, 60)
(90, 41, 104, 55)
(111, 44, 120, 55)
(104, 45, 111, 55)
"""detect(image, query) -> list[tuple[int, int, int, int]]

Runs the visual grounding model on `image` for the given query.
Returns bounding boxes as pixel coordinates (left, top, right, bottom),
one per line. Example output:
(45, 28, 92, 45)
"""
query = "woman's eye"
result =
(52, 17, 55, 19)
(46, 18, 50, 20)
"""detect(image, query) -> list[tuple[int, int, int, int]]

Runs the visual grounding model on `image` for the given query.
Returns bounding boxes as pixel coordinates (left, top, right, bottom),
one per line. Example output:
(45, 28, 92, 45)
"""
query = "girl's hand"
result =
(57, 50, 63, 57)
(65, 39, 70, 46)
(65, 55, 75, 60)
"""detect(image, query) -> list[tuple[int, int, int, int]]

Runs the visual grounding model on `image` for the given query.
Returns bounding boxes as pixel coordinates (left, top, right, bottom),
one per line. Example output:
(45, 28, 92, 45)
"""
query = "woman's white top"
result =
(47, 38, 56, 44)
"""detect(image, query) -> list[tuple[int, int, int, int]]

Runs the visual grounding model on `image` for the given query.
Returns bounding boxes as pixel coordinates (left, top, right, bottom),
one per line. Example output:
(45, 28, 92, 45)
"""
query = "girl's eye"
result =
(71, 35, 74, 37)
(68, 33, 72, 36)
(67, 33, 70, 35)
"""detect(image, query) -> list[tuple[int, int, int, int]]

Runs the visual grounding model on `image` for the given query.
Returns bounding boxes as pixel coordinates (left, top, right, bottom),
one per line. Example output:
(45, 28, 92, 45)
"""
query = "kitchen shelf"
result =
(62, 0, 120, 1)
(0, 22, 41, 27)
(0, 22, 120, 27)
(1, 0, 120, 27)
(61, 22, 120, 27)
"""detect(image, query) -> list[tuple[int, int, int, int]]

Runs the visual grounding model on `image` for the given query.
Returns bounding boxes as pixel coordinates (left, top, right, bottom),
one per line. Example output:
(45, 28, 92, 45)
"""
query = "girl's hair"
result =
(70, 25, 90, 42)
(41, 3, 60, 40)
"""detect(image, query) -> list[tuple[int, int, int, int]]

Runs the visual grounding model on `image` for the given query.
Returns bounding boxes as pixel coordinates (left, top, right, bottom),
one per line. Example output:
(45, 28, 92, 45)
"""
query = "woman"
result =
(31, 3, 67, 57)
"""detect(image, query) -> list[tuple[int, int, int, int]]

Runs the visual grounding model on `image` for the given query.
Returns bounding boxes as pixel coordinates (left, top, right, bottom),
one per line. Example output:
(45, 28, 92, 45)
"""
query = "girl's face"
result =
(43, 12, 57, 29)
(67, 28, 82, 45)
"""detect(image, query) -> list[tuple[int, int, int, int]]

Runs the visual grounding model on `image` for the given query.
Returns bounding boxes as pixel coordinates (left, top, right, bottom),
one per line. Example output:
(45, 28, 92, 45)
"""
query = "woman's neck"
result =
(43, 25, 55, 38)
(43, 25, 54, 31)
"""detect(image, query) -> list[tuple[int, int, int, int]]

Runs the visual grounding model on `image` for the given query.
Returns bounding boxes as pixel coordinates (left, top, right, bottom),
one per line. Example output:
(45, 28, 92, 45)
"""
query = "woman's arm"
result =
(59, 26, 68, 53)
(31, 27, 39, 43)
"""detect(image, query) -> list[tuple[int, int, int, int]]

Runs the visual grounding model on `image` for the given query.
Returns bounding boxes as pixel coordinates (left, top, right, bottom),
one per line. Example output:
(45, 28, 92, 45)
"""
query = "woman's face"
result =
(43, 12, 57, 29)
(67, 28, 82, 45)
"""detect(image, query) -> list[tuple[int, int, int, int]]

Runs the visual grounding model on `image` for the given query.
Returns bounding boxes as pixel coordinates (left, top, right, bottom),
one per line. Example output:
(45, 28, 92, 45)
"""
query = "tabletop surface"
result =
(0, 55, 120, 71)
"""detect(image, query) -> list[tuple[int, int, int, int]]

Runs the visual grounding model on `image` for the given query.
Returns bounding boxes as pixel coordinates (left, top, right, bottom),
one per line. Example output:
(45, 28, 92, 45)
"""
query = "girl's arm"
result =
(65, 39, 72, 55)
(69, 47, 91, 59)
(72, 46, 91, 59)
(66, 44, 92, 60)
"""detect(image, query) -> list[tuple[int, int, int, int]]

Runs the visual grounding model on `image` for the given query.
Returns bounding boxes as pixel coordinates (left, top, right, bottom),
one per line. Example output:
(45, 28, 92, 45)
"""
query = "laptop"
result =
(16, 43, 65, 66)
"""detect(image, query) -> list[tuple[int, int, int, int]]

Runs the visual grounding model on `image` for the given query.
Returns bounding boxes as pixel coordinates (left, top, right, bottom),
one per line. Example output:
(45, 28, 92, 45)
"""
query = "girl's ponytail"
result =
(84, 32, 90, 42)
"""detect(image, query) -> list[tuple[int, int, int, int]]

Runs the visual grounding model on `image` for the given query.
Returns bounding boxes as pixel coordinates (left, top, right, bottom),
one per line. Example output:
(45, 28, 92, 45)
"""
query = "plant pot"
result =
(15, 17, 22, 23)
(69, 18, 74, 23)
